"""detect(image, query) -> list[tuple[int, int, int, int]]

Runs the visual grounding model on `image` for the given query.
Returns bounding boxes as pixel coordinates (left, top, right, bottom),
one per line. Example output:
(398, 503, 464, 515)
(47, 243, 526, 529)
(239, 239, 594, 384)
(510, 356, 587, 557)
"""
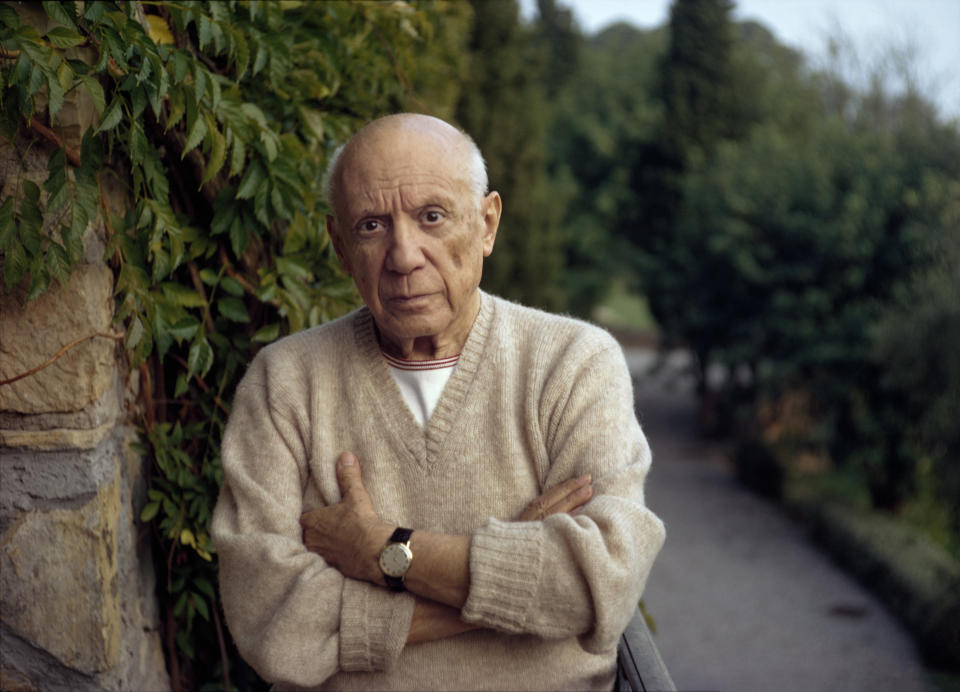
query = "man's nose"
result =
(385, 217, 426, 274)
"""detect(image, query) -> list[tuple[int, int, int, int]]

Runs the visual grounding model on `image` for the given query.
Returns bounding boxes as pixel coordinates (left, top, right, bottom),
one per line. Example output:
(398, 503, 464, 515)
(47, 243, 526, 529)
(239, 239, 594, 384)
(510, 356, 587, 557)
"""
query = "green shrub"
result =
(1, 2, 467, 688)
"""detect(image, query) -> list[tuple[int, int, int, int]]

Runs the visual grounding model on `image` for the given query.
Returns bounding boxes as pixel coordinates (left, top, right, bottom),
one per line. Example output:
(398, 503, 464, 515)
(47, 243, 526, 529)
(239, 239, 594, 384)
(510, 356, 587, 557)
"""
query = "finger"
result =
(538, 475, 591, 513)
(335, 451, 366, 500)
(517, 475, 592, 521)
(545, 482, 592, 516)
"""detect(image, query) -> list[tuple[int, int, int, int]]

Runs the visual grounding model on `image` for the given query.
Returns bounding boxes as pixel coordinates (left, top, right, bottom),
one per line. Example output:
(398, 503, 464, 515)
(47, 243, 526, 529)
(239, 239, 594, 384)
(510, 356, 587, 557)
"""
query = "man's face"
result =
(329, 125, 500, 358)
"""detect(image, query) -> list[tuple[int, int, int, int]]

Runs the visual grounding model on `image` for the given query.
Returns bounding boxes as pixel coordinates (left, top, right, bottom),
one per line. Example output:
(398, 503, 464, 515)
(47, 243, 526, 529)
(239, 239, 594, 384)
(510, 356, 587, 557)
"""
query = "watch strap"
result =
(390, 527, 413, 544)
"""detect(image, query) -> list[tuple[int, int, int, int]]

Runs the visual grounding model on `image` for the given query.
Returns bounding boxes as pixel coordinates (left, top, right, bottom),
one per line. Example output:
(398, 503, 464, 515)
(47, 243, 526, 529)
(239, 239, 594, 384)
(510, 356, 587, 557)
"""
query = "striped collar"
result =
(381, 351, 460, 371)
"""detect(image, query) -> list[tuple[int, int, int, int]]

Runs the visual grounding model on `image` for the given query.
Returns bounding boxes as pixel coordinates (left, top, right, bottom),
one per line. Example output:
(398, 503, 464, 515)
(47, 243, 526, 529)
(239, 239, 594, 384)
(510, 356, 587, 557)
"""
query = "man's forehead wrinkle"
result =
(345, 179, 461, 222)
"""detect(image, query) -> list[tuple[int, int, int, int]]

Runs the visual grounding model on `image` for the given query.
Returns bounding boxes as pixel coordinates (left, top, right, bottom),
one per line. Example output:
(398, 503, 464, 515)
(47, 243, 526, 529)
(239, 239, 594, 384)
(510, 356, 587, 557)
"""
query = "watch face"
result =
(379, 543, 413, 578)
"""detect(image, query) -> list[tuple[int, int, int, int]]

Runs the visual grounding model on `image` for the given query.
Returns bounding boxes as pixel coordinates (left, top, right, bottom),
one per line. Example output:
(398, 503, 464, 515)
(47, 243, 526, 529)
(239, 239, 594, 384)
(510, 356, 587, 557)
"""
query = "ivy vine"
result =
(1, 1, 465, 689)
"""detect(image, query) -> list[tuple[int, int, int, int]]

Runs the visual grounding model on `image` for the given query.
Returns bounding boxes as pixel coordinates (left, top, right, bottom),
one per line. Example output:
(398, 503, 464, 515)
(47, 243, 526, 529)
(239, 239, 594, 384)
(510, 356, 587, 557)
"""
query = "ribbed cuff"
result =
(339, 579, 415, 672)
(462, 518, 544, 632)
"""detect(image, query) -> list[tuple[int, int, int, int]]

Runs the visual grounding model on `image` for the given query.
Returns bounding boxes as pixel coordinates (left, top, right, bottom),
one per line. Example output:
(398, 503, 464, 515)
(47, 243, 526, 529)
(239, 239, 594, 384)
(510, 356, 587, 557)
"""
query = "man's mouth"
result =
(386, 292, 436, 306)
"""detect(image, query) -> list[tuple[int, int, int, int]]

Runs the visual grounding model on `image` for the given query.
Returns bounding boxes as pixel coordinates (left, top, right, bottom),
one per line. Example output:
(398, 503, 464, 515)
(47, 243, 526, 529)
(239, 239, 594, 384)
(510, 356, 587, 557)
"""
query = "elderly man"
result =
(211, 113, 665, 691)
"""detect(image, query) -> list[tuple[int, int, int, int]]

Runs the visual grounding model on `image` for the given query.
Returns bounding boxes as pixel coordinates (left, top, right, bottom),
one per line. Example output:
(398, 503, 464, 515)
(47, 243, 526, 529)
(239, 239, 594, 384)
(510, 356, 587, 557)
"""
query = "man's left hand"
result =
(300, 451, 393, 585)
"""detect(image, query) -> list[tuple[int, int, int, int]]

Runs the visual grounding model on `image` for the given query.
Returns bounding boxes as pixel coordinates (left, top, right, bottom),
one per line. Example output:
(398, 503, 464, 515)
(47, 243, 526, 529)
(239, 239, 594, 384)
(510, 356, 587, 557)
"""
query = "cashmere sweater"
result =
(211, 293, 665, 691)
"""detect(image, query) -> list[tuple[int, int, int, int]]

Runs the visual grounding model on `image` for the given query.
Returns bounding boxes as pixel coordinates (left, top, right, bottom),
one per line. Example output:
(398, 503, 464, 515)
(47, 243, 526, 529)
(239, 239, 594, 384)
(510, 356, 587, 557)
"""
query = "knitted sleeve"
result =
(211, 350, 415, 687)
(461, 334, 665, 653)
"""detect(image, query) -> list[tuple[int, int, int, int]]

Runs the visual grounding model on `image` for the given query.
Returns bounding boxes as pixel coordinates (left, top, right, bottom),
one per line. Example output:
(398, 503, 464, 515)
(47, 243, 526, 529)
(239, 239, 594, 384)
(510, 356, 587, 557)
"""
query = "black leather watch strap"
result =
(390, 527, 413, 544)
(384, 575, 405, 592)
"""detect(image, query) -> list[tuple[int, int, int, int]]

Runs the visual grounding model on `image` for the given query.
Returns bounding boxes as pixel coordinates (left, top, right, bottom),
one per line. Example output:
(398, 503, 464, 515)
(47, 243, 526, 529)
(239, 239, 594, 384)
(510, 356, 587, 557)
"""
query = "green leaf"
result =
(3, 241, 28, 288)
(187, 337, 214, 378)
(130, 86, 147, 119)
(43, 1, 78, 29)
(229, 131, 246, 177)
(174, 590, 189, 618)
(182, 108, 208, 158)
(46, 70, 64, 119)
(125, 316, 144, 350)
(252, 323, 280, 343)
(173, 373, 189, 398)
(233, 28, 250, 79)
(165, 87, 185, 131)
(55, 59, 73, 92)
(235, 160, 265, 199)
(229, 216, 249, 257)
(46, 242, 72, 286)
(198, 15, 212, 50)
(200, 124, 226, 186)
(298, 106, 324, 141)
(0, 199, 14, 248)
(0, 4, 20, 29)
(193, 66, 208, 104)
(94, 96, 123, 134)
(60, 222, 83, 263)
(193, 577, 216, 600)
(79, 75, 105, 115)
(217, 296, 249, 323)
(176, 629, 195, 660)
(82, 1, 104, 22)
(140, 501, 160, 522)
(161, 282, 206, 308)
(260, 129, 278, 162)
(45, 26, 85, 48)
(26, 262, 50, 302)
(220, 276, 244, 296)
(129, 121, 149, 163)
(168, 316, 201, 341)
(252, 43, 268, 76)
(192, 593, 210, 622)
(276, 256, 313, 281)
(172, 51, 189, 83)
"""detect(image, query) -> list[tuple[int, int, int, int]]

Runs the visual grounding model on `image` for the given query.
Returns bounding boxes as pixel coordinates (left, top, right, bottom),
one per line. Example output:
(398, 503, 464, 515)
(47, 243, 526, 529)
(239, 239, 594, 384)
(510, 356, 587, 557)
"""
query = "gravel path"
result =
(626, 349, 933, 692)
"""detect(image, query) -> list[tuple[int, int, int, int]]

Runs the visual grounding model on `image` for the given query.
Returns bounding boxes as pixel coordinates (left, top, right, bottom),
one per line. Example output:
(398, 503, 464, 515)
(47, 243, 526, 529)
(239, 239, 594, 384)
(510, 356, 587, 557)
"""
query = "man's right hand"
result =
(517, 475, 593, 521)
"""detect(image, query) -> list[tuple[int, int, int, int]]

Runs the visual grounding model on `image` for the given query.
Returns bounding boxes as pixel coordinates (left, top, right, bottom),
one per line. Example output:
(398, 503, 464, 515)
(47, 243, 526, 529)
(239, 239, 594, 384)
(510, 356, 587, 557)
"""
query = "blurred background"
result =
(2, 0, 957, 689)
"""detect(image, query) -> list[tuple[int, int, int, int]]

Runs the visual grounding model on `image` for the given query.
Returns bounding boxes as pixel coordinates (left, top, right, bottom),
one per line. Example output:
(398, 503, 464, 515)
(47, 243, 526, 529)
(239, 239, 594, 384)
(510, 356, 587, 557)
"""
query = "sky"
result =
(518, 0, 960, 119)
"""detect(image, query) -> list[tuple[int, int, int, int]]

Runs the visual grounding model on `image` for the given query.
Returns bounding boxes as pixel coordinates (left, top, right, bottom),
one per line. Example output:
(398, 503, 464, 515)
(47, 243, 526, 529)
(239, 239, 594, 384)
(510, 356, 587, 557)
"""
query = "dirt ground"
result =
(626, 348, 934, 692)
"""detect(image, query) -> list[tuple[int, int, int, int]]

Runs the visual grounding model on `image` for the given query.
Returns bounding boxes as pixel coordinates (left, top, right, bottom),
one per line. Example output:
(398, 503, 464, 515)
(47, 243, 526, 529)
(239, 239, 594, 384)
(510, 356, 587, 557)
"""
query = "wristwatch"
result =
(378, 527, 414, 592)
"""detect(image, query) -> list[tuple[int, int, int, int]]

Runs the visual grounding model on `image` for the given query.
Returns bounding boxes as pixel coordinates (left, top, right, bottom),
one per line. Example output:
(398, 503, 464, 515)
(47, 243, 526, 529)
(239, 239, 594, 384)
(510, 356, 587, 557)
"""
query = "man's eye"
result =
(358, 220, 383, 233)
(421, 210, 444, 224)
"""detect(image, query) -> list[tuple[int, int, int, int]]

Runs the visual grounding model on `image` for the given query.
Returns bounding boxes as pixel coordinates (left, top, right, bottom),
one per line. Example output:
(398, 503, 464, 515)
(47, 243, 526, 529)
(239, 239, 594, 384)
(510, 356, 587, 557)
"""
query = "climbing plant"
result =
(0, 1, 469, 688)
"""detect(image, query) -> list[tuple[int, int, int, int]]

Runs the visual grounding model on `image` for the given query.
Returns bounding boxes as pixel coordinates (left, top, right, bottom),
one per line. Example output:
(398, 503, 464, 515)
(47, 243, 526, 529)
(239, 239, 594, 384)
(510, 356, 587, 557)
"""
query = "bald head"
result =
(324, 114, 488, 223)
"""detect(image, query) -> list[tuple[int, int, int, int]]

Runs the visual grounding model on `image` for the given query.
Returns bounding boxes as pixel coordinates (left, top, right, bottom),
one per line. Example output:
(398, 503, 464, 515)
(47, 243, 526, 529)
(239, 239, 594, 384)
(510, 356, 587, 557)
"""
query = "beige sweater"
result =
(212, 293, 665, 691)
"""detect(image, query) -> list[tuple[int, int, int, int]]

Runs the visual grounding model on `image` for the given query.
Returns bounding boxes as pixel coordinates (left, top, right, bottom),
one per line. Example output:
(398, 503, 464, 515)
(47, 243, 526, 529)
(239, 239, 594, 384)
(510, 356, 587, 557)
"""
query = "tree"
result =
(455, 0, 568, 311)
(548, 21, 667, 315)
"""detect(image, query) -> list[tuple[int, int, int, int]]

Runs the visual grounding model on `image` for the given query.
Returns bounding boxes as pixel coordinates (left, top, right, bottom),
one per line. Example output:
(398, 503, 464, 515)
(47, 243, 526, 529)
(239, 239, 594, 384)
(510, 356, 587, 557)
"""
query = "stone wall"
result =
(0, 42, 170, 690)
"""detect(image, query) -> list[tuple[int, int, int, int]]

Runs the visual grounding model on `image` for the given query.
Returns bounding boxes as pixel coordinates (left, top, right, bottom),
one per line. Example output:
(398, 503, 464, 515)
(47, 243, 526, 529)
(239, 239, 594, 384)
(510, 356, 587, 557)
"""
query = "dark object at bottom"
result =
(615, 607, 676, 691)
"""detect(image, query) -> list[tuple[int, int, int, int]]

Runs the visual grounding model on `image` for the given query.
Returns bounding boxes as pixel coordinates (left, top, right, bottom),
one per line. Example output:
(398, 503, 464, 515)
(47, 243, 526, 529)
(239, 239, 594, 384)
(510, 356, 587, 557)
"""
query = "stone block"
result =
(0, 263, 116, 415)
(0, 466, 123, 674)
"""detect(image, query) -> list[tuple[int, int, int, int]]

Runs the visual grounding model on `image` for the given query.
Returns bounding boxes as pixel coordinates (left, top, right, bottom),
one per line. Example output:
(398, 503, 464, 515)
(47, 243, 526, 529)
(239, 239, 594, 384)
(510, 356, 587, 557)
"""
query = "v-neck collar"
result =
(351, 292, 495, 470)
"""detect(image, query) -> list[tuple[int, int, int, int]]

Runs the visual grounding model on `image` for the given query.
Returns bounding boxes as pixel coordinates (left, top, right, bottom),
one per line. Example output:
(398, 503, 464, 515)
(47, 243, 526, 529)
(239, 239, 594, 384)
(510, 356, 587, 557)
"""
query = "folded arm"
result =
(300, 452, 594, 643)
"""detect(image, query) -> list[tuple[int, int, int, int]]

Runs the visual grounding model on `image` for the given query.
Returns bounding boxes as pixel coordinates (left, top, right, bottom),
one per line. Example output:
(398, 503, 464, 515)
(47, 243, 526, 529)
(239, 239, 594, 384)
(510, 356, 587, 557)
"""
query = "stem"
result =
(212, 599, 232, 692)
(0, 332, 124, 387)
(26, 117, 82, 167)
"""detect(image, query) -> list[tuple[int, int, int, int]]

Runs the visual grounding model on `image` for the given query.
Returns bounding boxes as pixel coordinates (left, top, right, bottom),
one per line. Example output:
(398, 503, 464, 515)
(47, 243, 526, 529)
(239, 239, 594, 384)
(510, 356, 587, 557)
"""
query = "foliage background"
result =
(2, 0, 958, 687)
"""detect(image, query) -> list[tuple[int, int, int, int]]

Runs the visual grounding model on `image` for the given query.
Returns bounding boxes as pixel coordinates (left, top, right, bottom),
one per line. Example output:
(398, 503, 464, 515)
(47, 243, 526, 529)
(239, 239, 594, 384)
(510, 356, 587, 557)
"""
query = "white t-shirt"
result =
(382, 351, 459, 427)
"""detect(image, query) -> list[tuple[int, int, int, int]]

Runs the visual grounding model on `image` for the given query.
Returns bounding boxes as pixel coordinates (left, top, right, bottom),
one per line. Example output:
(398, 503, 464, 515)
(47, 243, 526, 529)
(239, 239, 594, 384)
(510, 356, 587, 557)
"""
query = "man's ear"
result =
(480, 191, 501, 258)
(327, 214, 352, 275)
